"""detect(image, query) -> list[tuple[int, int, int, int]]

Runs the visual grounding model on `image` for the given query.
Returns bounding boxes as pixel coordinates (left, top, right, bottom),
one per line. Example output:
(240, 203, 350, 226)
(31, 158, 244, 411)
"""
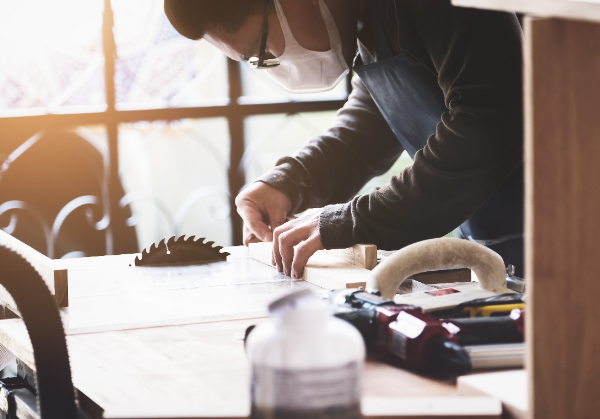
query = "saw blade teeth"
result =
(135, 235, 228, 266)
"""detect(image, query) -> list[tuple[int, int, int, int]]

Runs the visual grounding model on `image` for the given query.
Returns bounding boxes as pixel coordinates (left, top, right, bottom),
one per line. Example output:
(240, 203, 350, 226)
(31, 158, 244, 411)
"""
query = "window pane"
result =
(112, 0, 229, 109)
(0, 0, 105, 115)
(243, 112, 339, 185)
(240, 65, 349, 104)
(119, 119, 232, 249)
(244, 112, 412, 206)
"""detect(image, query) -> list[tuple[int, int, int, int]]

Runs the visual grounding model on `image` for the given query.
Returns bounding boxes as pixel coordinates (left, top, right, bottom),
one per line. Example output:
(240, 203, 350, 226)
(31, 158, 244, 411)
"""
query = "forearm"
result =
(258, 76, 403, 213)
(320, 148, 521, 250)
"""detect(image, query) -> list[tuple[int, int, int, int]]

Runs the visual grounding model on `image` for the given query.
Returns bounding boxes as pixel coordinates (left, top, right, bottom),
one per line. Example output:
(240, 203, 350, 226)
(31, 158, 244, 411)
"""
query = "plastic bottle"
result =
(246, 289, 365, 419)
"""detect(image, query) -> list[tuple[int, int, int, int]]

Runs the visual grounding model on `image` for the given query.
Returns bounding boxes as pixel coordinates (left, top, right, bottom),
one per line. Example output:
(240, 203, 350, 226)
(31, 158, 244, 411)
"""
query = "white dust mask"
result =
(266, 0, 349, 93)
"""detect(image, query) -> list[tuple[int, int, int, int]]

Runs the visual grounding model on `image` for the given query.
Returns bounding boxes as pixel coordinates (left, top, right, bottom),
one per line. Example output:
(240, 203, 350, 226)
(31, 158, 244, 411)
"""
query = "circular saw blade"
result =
(134, 236, 230, 267)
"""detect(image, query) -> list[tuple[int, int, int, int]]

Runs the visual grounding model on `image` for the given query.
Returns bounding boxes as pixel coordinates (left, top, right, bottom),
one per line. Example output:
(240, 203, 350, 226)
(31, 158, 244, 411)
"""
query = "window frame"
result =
(0, 0, 349, 248)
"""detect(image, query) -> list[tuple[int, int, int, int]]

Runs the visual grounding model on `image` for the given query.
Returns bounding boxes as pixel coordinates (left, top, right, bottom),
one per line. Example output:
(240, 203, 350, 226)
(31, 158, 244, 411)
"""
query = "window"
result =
(0, 0, 349, 256)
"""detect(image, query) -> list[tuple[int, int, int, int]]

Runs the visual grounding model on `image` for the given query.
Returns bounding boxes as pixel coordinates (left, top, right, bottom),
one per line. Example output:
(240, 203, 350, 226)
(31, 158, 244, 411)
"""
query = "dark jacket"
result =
(259, 0, 523, 250)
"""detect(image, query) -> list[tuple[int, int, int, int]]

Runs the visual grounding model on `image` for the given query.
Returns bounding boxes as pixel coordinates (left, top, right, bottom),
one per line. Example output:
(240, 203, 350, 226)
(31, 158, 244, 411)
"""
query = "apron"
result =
(353, 1, 524, 276)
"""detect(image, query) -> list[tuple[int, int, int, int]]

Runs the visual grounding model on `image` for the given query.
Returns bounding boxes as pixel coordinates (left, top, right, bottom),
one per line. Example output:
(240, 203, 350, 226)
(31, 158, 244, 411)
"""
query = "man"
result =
(165, 0, 524, 280)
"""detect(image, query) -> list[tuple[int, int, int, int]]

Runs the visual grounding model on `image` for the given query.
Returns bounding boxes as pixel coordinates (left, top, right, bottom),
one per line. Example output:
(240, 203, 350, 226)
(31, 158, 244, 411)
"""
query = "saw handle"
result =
(367, 238, 507, 300)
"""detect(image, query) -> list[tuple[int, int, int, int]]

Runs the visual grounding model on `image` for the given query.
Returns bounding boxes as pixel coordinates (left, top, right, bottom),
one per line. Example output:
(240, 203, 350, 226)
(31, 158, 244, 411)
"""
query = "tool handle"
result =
(367, 238, 507, 299)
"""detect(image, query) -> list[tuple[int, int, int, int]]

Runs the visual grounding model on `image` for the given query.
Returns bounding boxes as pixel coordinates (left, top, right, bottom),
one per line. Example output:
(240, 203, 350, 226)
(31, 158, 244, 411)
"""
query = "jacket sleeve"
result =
(257, 75, 404, 214)
(318, 2, 524, 250)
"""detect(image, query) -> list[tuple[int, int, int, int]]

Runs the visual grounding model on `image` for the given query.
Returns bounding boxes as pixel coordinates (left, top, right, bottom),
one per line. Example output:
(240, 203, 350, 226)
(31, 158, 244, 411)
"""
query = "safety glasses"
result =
(244, 0, 280, 69)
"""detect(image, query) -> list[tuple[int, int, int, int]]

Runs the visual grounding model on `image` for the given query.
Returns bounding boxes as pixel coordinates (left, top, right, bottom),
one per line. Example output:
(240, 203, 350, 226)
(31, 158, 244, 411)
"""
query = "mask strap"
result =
(273, 0, 303, 50)
(318, 0, 343, 52)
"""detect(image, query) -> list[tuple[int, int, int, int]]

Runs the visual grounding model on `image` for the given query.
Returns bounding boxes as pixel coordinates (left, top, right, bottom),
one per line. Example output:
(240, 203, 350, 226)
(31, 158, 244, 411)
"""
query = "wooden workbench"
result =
(0, 247, 504, 419)
(449, 2, 600, 419)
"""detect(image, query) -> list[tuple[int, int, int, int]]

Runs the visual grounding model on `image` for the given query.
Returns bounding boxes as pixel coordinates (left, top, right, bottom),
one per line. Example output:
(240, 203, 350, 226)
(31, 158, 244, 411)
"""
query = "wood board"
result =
(248, 242, 372, 289)
(458, 370, 527, 419)
(54, 251, 322, 335)
(524, 17, 600, 419)
(323, 244, 378, 270)
(249, 243, 472, 292)
(452, 0, 600, 24)
(0, 230, 68, 308)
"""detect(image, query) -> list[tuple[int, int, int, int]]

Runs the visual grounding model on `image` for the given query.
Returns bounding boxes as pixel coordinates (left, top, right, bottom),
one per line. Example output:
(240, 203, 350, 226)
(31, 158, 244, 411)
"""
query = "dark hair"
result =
(164, 0, 264, 40)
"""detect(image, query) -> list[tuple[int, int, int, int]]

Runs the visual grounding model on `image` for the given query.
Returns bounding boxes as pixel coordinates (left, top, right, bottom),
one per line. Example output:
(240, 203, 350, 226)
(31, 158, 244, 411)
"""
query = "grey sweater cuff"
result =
(319, 203, 355, 249)
(257, 172, 302, 214)
(256, 161, 311, 214)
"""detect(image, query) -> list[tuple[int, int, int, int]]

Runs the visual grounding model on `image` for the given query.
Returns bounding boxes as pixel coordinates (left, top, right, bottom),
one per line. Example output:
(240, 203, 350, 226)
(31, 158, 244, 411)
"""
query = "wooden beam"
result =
(0, 230, 68, 309)
(525, 17, 600, 419)
(458, 370, 527, 419)
(452, 0, 600, 25)
(323, 244, 378, 270)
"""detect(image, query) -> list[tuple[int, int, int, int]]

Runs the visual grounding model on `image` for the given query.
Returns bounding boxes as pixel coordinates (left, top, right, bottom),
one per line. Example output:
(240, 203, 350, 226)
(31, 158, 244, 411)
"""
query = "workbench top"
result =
(0, 247, 506, 418)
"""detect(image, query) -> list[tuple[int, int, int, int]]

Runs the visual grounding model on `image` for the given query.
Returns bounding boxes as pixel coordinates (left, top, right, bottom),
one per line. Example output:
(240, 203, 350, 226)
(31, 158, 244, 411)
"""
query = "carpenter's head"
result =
(164, 0, 363, 92)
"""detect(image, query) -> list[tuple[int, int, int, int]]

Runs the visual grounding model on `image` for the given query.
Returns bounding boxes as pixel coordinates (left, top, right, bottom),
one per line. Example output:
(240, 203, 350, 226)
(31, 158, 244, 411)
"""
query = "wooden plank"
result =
(361, 397, 502, 419)
(458, 371, 527, 419)
(525, 17, 600, 419)
(0, 230, 68, 308)
(248, 242, 372, 289)
(301, 251, 372, 289)
(249, 243, 471, 291)
(248, 241, 377, 270)
(323, 244, 378, 270)
(60, 257, 321, 334)
(452, 0, 600, 24)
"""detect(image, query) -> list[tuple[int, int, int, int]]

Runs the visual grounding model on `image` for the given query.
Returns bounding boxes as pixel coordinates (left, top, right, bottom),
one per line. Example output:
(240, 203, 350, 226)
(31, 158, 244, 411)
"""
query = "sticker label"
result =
(425, 288, 460, 296)
(251, 362, 362, 419)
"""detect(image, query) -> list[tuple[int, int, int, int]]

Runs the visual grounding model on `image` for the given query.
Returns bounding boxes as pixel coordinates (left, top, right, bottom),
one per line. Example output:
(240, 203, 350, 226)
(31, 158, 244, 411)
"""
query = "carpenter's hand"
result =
(235, 182, 292, 246)
(273, 209, 324, 279)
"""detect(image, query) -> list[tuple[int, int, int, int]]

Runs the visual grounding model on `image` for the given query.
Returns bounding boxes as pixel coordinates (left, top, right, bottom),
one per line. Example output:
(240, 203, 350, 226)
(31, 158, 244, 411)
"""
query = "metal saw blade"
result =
(134, 236, 230, 267)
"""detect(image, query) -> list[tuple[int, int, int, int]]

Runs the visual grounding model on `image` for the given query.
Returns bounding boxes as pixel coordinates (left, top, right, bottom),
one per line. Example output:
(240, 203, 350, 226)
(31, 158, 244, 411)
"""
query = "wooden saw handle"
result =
(367, 238, 507, 299)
